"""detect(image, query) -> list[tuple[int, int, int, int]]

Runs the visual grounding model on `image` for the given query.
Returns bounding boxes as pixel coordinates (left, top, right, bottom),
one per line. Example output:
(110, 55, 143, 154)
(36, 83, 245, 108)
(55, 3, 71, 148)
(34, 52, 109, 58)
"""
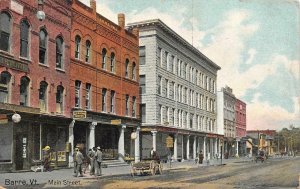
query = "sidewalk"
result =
(0, 157, 250, 188)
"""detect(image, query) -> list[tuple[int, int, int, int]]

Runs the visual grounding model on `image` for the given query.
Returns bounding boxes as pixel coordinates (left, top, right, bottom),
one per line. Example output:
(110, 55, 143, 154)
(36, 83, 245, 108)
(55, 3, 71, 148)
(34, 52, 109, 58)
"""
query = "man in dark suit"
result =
(95, 146, 103, 176)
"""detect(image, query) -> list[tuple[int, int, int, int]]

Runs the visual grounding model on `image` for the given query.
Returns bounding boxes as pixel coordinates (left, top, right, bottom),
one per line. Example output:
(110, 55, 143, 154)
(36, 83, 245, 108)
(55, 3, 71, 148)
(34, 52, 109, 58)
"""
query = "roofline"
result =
(127, 19, 221, 70)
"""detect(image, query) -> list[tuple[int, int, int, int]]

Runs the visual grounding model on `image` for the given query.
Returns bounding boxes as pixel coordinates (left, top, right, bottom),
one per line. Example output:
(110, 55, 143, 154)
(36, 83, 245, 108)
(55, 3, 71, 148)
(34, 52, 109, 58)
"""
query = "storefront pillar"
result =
(181, 135, 184, 161)
(186, 135, 190, 160)
(151, 130, 157, 151)
(174, 134, 178, 161)
(135, 127, 140, 163)
(193, 136, 197, 159)
(68, 120, 75, 168)
(89, 122, 96, 150)
(203, 136, 206, 160)
(118, 124, 126, 161)
(214, 138, 218, 158)
(236, 140, 239, 157)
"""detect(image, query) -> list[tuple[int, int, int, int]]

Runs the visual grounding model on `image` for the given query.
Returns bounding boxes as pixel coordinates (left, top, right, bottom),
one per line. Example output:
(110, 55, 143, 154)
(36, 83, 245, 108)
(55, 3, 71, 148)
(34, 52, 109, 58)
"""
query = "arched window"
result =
(102, 48, 107, 69)
(0, 72, 11, 103)
(56, 36, 64, 69)
(75, 35, 81, 59)
(125, 58, 129, 78)
(56, 85, 64, 113)
(39, 81, 48, 112)
(75, 80, 81, 108)
(85, 40, 91, 63)
(20, 20, 30, 58)
(110, 52, 115, 73)
(39, 29, 47, 64)
(132, 62, 136, 80)
(0, 12, 12, 52)
(20, 76, 30, 106)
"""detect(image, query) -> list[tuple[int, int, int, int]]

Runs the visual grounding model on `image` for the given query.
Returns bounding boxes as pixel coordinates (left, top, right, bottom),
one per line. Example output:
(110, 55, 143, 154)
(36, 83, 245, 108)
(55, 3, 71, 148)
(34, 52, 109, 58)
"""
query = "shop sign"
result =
(111, 119, 121, 125)
(73, 110, 86, 119)
(22, 137, 27, 158)
(206, 134, 218, 138)
(158, 127, 177, 133)
(0, 55, 28, 72)
(141, 128, 153, 132)
(0, 103, 40, 114)
(57, 151, 66, 162)
(11, 0, 24, 15)
(166, 136, 173, 148)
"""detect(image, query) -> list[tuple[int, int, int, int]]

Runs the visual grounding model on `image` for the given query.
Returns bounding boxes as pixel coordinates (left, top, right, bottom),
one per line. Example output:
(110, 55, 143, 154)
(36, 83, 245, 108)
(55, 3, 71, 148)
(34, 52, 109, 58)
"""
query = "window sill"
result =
(0, 50, 14, 57)
(19, 56, 31, 63)
(39, 63, 49, 68)
(56, 68, 65, 73)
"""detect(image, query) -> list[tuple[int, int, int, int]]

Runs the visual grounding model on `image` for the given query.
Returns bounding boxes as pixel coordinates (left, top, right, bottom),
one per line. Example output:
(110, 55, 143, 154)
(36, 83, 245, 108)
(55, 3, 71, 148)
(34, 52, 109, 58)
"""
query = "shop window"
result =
(39, 81, 48, 112)
(56, 85, 64, 113)
(110, 90, 115, 113)
(125, 94, 129, 116)
(132, 96, 136, 117)
(75, 80, 81, 108)
(132, 62, 136, 80)
(20, 76, 30, 106)
(85, 40, 91, 63)
(110, 52, 115, 73)
(125, 59, 129, 78)
(0, 72, 11, 103)
(39, 29, 47, 64)
(139, 46, 145, 65)
(56, 36, 64, 69)
(20, 20, 30, 58)
(102, 88, 107, 112)
(85, 83, 91, 109)
(140, 104, 146, 123)
(75, 35, 81, 60)
(139, 75, 145, 94)
(102, 48, 107, 70)
(0, 12, 11, 52)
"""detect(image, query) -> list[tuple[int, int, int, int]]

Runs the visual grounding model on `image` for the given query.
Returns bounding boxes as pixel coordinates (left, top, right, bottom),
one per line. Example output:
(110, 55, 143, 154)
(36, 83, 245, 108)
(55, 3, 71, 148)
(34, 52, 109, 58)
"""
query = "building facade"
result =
(235, 99, 246, 138)
(128, 19, 221, 161)
(69, 0, 140, 163)
(0, 0, 72, 172)
(247, 130, 276, 156)
(217, 86, 236, 157)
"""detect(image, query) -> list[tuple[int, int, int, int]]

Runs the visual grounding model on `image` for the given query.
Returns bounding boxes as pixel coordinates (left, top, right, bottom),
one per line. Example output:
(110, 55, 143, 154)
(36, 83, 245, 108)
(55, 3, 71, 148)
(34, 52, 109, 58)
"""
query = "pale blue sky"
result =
(80, 0, 300, 130)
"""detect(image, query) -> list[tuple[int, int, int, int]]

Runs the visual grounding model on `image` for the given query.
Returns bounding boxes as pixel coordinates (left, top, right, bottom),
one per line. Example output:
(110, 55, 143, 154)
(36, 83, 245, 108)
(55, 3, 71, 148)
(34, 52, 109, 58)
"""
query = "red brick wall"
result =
(0, 0, 72, 117)
(235, 99, 247, 137)
(70, 0, 140, 118)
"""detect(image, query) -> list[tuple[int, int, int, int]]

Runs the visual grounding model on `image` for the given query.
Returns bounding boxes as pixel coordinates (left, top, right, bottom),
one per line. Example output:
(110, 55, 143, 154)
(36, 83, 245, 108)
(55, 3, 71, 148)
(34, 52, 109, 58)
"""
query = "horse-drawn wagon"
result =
(130, 159, 163, 176)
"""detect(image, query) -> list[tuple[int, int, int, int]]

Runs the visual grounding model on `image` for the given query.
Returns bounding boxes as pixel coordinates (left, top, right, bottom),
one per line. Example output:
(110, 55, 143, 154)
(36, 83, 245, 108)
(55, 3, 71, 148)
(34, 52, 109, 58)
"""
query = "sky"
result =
(79, 0, 300, 131)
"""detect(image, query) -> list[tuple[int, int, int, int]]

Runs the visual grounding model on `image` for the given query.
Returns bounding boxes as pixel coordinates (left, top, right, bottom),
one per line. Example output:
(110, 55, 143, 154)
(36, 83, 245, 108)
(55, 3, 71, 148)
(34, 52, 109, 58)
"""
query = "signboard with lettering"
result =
(0, 55, 29, 72)
(111, 119, 121, 125)
(57, 151, 66, 162)
(73, 110, 86, 119)
(166, 136, 174, 148)
(22, 137, 27, 158)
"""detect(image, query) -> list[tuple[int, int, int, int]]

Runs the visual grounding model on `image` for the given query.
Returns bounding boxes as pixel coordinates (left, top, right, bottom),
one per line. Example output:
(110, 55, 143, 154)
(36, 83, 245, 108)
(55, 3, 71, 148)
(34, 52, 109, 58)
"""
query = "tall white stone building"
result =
(128, 19, 221, 161)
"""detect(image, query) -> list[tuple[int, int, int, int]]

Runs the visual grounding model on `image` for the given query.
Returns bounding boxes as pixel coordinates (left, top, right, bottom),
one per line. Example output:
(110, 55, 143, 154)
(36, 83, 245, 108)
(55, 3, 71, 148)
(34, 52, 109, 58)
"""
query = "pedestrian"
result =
(42, 146, 51, 171)
(95, 146, 103, 176)
(73, 147, 77, 174)
(87, 148, 95, 175)
(150, 147, 154, 158)
(198, 150, 204, 164)
(74, 148, 84, 177)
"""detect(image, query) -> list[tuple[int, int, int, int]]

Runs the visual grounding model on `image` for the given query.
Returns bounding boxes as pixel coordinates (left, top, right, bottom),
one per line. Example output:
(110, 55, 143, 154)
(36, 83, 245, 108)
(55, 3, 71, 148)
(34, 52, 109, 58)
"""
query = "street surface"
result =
(0, 157, 299, 189)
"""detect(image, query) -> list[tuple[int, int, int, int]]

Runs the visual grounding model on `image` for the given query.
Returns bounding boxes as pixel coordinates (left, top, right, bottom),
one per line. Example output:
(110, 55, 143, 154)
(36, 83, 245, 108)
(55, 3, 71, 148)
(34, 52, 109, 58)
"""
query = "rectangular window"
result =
(165, 79, 169, 97)
(102, 88, 107, 112)
(169, 55, 174, 72)
(141, 104, 146, 123)
(190, 114, 193, 129)
(75, 80, 81, 108)
(173, 82, 176, 100)
(158, 47, 162, 66)
(158, 76, 162, 95)
(132, 96, 136, 117)
(85, 83, 91, 109)
(166, 107, 170, 123)
(140, 75, 145, 94)
(139, 46, 145, 65)
(110, 90, 115, 113)
(159, 105, 162, 124)
(125, 60, 129, 78)
(125, 94, 129, 116)
(173, 108, 175, 126)
(165, 51, 168, 69)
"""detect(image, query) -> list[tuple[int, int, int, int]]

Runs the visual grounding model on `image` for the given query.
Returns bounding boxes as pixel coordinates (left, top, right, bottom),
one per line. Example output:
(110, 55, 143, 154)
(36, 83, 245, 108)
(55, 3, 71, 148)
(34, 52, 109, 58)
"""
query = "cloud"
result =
(245, 48, 257, 65)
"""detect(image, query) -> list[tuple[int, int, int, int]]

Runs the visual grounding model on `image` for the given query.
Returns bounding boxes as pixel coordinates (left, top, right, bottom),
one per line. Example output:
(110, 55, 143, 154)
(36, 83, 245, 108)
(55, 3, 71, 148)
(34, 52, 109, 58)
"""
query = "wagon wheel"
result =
(158, 164, 163, 175)
(150, 161, 155, 176)
(130, 162, 136, 177)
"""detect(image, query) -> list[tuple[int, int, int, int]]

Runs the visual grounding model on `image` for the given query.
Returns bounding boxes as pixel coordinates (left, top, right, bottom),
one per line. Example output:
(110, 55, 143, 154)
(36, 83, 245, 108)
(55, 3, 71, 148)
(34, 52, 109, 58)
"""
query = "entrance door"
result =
(15, 134, 28, 170)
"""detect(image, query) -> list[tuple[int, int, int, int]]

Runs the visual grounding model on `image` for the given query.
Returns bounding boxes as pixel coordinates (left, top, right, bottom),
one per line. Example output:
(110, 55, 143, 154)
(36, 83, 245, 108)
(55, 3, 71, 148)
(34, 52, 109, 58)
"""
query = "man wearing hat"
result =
(94, 146, 103, 176)
(42, 146, 51, 172)
(74, 148, 84, 177)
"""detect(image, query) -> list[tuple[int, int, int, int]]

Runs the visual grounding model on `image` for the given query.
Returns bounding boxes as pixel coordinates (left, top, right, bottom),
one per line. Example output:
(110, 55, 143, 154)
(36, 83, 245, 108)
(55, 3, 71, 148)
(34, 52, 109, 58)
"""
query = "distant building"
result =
(128, 19, 222, 161)
(246, 130, 276, 155)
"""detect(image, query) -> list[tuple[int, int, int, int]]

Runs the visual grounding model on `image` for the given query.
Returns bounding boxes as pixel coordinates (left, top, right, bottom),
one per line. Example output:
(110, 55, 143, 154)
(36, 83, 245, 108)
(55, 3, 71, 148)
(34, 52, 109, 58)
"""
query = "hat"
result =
(97, 146, 101, 150)
(43, 146, 50, 151)
(75, 147, 79, 151)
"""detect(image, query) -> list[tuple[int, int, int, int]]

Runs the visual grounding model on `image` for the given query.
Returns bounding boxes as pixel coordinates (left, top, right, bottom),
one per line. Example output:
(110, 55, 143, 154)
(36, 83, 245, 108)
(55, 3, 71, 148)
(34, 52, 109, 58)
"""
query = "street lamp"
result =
(12, 113, 21, 123)
(36, 0, 46, 21)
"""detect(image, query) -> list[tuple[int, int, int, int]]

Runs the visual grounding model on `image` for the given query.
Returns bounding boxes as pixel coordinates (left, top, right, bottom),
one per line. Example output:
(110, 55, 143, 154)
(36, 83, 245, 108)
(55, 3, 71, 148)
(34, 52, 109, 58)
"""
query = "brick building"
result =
(235, 99, 246, 138)
(69, 0, 140, 163)
(0, 0, 72, 172)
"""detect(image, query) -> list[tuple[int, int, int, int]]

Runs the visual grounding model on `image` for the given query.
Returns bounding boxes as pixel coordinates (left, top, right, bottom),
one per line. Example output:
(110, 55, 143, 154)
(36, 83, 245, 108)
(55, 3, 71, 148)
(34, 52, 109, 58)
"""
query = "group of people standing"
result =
(73, 146, 103, 177)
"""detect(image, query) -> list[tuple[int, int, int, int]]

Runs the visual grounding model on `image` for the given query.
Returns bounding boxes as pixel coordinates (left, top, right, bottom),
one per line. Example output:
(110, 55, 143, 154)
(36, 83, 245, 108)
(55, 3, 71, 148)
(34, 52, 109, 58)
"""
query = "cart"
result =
(130, 159, 163, 176)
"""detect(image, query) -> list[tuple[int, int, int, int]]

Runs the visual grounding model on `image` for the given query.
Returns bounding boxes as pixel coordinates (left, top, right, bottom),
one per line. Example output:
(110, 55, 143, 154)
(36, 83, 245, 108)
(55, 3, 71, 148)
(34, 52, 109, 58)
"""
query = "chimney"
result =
(132, 28, 139, 37)
(118, 13, 125, 29)
(90, 0, 96, 16)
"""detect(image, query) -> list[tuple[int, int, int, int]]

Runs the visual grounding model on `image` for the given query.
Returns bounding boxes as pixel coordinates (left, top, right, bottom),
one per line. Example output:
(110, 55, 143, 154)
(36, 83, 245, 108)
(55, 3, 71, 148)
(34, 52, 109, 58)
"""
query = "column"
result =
(218, 138, 221, 158)
(181, 135, 184, 161)
(193, 136, 197, 159)
(203, 137, 206, 160)
(68, 120, 75, 168)
(174, 134, 178, 161)
(135, 127, 140, 163)
(151, 131, 157, 151)
(186, 135, 190, 160)
(89, 122, 96, 150)
(214, 138, 218, 158)
(118, 124, 126, 161)
(236, 140, 239, 157)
